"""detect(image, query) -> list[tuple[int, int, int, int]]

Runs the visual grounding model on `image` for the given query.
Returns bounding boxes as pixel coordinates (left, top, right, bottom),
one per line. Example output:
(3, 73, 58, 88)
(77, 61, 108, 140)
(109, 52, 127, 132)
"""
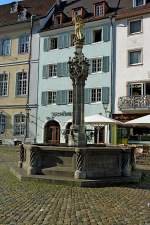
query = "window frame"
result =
(48, 91, 57, 104)
(133, 0, 146, 7)
(128, 49, 143, 66)
(91, 88, 102, 103)
(16, 71, 28, 96)
(128, 18, 142, 35)
(14, 113, 26, 136)
(1, 39, 11, 56)
(0, 114, 6, 134)
(68, 90, 73, 104)
(93, 28, 103, 43)
(49, 64, 57, 77)
(94, 3, 105, 17)
(91, 58, 103, 73)
(18, 34, 29, 54)
(50, 37, 58, 50)
(0, 73, 9, 97)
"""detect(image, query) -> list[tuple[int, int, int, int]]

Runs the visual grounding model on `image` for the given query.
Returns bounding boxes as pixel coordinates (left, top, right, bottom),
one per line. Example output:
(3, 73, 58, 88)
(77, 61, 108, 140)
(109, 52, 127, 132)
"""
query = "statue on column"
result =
(72, 15, 84, 41)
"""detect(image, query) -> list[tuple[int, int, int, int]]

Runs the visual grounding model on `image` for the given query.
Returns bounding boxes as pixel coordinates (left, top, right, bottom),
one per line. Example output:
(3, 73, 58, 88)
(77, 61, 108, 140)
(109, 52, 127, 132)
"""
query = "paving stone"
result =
(0, 149, 150, 225)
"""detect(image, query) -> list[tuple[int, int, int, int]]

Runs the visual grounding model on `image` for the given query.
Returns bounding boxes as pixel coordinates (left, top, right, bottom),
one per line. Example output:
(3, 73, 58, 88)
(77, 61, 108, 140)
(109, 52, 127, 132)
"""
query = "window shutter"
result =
(102, 87, 109, 104)
(63, 33, 70, 48)
(84, 88, 91, 104)
(103, 25, 110, 42)
(57, 63, 63, 77)
(88, 59, 92, 75)
(58, 35, 63, 49)
(56, 90, 67, 105)
(43, 65, 49, 79)
(103, 56, 109, 73)
(41, 92, 48, 106)
(63, 62, 69, 77)
(43, 37, 50, 52)
(85, 28, 92, 45)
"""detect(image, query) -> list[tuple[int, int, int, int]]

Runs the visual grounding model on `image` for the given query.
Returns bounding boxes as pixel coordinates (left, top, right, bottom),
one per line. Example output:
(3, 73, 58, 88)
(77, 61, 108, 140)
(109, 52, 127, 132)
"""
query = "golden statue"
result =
(73, 15, 84, 41)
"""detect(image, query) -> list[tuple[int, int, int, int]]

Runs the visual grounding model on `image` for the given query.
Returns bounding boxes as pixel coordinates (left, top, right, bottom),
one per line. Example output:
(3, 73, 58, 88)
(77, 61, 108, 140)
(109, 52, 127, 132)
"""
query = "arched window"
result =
(0, 114, 6, 134)
(14, 114, 26, 136)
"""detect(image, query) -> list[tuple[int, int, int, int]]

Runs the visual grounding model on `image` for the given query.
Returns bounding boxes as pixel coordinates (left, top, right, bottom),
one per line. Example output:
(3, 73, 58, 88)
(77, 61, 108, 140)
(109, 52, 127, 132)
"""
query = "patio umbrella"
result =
(125, 114, 150, 126)
(84, 114, 122, 125)
(66, 114, 122, 125)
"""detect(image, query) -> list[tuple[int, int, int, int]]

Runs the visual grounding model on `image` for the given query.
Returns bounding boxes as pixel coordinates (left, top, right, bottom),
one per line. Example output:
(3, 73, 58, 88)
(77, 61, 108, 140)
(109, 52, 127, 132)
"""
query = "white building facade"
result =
(114, 0, 150, 144)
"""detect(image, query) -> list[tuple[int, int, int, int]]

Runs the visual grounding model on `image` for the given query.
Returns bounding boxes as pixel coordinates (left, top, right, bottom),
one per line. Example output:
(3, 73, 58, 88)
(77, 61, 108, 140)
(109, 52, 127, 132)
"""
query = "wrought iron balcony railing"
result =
(118, 95, 150, 111)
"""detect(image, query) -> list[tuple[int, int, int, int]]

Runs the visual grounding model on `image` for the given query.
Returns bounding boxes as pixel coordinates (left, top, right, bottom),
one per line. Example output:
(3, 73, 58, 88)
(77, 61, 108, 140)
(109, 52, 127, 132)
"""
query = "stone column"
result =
(68, 38, 89, 147)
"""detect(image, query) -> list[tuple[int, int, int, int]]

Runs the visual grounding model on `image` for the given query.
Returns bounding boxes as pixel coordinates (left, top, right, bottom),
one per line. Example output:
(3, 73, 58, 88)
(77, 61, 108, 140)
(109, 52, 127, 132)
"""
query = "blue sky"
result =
(0, 0, 14, 5)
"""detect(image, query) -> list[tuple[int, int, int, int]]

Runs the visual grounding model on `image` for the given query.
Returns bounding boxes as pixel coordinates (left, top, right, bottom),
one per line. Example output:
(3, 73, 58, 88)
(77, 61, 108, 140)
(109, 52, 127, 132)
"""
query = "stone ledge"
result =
(9, 165, 142, 188)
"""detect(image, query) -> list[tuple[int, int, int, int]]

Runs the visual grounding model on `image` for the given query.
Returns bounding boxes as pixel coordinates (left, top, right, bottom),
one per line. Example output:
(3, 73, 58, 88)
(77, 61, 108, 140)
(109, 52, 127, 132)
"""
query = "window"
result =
(73, 8, 82, 17)
(49, 65, 57, 77)
(93, 29, 102, 42)
(14, 114, 26, 136)
(129, 82, 150, 96)
(92, 58, 102, 73)
(16, 72, 27, 96)
(95, 3, 105, 17)
(10, 2, 18, 13)
(91, 88, 101, 102)
(48, 91, 56, 104)
(0, 39, 11, 56)
(0, 73, 8, 96)
(51, 37, 58, 50)
(133, 0, 145, 7)
(129, 19, 142, 34)
(129, 83, 143, 96)
(68, 90, 73, 104)
(128, 49, 142, 65)
(0, 114, 6, 134)
(18, 8, 27, 21)
(18, 35, 29, 54)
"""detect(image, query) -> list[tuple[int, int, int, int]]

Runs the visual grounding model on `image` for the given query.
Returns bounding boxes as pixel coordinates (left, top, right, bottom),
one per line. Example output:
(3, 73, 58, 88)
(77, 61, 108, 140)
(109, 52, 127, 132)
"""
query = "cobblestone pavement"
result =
(0, 149, 150, 225)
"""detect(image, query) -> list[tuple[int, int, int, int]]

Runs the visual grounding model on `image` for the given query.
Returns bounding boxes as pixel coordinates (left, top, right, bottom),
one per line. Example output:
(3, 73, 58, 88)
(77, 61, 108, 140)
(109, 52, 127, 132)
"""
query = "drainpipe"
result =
(25, 15, 35, 142)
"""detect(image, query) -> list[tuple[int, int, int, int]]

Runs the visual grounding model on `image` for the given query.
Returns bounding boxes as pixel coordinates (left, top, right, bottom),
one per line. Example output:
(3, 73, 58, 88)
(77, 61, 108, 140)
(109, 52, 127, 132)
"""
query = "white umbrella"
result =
(84, 114, 122, 125)
(125, 114, 150, 126)
(65, 114, 122, 125)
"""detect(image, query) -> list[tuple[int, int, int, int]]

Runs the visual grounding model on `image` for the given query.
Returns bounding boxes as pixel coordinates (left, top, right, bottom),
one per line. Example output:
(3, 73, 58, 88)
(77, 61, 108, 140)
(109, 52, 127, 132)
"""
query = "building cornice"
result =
(0, 104, 37, 109)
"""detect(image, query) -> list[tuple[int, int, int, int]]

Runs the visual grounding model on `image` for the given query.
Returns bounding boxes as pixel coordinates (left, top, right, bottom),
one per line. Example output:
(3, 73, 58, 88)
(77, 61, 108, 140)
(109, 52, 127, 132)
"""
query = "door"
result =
(45, 121, 60, 145)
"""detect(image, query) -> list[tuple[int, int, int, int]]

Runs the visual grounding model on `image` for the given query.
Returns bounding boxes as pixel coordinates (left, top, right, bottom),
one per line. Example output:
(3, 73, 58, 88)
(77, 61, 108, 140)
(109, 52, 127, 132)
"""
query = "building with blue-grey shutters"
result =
(36, 0, 118, 144)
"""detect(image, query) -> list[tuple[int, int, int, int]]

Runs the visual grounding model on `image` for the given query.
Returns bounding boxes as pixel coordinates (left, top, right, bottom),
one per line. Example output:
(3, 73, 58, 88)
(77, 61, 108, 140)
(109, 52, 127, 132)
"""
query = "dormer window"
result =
(18, 8, 27, 21)
(95, 3, 105, 17)
(10, 2, 18, 13)
(54, 13, 66, 25)
(133, 0, 146, 7)
(72, 7, 86, 18)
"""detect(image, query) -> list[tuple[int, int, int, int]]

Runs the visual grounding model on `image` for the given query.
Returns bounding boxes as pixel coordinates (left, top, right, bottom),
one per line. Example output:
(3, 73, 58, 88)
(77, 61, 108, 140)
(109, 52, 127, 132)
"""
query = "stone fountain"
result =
(16, 16, 139, 187)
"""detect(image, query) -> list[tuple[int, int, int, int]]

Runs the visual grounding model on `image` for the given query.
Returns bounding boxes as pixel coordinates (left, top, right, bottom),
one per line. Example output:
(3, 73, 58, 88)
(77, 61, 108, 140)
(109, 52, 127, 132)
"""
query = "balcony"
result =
(118, 95, 150, 111)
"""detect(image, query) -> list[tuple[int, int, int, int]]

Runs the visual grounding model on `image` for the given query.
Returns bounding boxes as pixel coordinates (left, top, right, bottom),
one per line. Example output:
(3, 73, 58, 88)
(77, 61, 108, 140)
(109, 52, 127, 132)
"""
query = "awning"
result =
(125, 114, 150, 126)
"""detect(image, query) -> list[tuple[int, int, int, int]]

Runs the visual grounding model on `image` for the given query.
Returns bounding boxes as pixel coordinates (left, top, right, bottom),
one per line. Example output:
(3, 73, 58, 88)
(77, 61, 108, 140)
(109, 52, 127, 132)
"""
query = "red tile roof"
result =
(0, 0, 56, 27)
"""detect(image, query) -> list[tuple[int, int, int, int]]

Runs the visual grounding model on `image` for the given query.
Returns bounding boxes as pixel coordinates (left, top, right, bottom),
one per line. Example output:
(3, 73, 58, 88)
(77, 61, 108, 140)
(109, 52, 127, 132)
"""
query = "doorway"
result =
(44, 120, 60, 145)
(94, 126, 105, 144)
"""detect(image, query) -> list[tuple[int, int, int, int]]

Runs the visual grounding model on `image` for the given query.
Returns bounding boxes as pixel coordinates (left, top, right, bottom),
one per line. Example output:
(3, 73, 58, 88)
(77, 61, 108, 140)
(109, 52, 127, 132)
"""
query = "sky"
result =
(0, 0, 16, 5)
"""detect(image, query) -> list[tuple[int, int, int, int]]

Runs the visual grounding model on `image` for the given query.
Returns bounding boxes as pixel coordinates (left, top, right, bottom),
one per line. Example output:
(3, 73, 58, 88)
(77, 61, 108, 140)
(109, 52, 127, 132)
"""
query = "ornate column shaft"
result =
(68, 39, 89, 147)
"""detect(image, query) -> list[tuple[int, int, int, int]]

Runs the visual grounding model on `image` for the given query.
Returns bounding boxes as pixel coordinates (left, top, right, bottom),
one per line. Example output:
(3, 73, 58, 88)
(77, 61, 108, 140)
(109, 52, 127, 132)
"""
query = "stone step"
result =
(41, 166, 74, 177)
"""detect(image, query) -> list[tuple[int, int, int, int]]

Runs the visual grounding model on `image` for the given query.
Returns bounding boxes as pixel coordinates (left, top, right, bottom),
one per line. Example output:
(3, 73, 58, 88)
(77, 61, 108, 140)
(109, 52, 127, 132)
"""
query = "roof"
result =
(0, 0, 55, 27)
(43, 0, 120, 31)
(42, 0, 150, 32)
